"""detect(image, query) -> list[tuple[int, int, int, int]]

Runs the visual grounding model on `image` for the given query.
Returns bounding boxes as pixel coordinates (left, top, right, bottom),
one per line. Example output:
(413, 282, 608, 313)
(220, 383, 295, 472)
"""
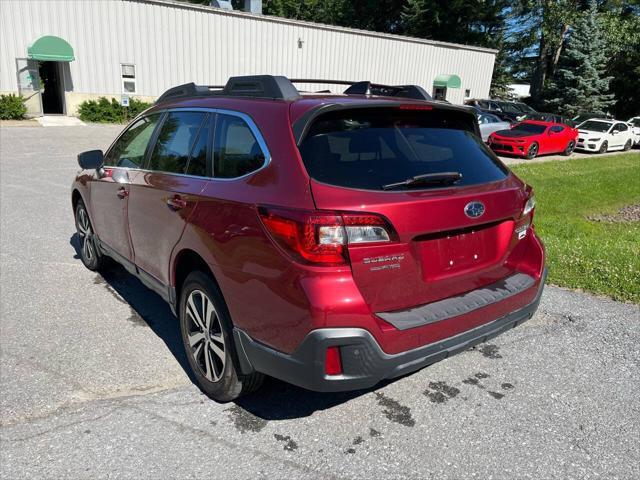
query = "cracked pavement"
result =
(1, 125, 639, 479)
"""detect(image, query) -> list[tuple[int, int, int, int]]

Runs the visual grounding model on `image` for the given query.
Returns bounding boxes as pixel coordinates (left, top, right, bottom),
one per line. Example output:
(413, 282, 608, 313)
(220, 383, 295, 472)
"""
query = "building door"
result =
(433, 86, 447, 101)
(39, 61, 65, 114)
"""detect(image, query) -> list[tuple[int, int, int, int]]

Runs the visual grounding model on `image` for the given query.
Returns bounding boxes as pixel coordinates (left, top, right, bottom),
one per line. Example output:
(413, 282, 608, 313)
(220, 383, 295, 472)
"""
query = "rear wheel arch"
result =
(172, 249, 221, 311)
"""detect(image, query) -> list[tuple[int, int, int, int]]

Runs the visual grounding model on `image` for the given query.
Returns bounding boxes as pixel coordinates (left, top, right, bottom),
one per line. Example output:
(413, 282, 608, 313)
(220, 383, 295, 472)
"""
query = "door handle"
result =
(116, 187, 128, 199)
(166, 195, 187, 211)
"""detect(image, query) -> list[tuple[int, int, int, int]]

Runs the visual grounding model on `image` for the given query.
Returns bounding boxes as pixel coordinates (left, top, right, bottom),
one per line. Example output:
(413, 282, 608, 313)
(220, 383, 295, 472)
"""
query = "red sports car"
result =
(488, 120, 578, 159)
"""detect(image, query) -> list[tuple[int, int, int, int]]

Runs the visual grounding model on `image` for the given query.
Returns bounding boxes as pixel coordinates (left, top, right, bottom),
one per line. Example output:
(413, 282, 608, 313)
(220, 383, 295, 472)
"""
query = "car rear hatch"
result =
(296, 105, 533, 313)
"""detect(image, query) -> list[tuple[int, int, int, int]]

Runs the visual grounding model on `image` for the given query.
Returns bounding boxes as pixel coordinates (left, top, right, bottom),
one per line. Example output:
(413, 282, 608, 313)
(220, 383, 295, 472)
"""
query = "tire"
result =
(598, 141, 608, 154)
(179, 271, 263, 402)
(526, 142, 539, 159)
(75, 200, 104, 271)
(623, 139, 632, 151)
(562, 140, 576, 156)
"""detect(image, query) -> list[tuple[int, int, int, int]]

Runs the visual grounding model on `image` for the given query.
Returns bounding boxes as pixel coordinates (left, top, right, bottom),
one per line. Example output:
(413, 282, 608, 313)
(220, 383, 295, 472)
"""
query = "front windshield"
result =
(578, 120, 611, 133)
(515, 103, 536, 114)
(496, 102, 520, 114)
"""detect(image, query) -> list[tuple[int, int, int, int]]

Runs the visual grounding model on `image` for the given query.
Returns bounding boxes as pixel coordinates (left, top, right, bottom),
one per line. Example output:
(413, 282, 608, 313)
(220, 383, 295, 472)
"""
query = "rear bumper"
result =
(234, 268, 547, 392)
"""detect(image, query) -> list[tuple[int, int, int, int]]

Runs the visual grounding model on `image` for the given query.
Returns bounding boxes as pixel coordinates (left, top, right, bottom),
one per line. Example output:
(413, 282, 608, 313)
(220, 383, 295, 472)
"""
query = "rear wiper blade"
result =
(382, 172, 463, 190)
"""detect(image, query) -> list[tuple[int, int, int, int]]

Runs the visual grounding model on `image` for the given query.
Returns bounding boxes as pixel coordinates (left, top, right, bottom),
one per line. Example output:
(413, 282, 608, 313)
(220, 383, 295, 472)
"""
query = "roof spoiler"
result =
(156, 75, 432, 104)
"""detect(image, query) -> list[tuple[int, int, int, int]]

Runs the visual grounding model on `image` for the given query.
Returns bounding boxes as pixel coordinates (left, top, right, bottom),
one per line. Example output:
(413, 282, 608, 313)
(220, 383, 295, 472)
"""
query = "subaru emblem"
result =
(464, 201, 485, 218)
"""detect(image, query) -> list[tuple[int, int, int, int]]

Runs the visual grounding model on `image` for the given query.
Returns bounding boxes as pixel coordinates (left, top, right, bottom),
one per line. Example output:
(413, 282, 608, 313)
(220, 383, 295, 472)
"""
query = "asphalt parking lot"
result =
(1, 125, 639, 480)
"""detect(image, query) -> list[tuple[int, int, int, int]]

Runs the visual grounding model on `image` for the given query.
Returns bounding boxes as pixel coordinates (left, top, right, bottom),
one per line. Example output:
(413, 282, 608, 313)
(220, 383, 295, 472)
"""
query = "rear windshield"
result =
(512, 123, 546, 134)
(298, 108, 508, 191)
(579, 120, 611, 132)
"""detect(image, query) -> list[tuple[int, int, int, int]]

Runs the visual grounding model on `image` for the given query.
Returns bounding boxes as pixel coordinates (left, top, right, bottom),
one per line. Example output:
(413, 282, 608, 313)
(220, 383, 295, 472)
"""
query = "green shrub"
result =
(77, 97, 152, 123)
(0, 94, 27, 120)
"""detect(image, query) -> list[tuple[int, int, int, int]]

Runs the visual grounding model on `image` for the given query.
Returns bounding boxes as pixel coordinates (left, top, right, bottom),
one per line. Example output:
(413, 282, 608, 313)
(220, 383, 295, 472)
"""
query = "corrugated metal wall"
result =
(0, 0, 496, 105)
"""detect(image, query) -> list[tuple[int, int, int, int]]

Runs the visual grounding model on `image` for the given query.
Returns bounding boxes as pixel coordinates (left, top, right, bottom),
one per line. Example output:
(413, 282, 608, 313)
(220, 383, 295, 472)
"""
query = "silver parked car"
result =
(478, 113, 511, 142)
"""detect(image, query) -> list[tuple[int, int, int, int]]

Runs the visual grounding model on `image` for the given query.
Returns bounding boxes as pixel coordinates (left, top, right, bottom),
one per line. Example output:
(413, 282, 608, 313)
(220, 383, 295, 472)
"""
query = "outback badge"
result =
(464, 201, 485, 218)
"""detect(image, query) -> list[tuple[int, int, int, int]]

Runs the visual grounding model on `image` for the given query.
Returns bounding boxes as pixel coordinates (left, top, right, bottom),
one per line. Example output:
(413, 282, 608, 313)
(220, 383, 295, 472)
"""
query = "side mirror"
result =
(612, 130, 619, 135)
(78, 150, 104, 170)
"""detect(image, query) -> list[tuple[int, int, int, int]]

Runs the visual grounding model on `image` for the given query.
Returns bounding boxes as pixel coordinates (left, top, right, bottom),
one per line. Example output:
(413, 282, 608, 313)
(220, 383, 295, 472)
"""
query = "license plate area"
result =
(414, 220, 514, 281)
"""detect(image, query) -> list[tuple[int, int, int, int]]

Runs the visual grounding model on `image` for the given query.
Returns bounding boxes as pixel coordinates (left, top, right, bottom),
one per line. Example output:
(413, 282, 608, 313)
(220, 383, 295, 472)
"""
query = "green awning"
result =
(433, 74, 461, 89)
(27, 36, 75, 62)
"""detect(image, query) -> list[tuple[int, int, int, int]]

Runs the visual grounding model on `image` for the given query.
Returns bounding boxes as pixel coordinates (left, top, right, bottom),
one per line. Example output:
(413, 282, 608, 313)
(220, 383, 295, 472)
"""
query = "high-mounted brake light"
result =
(398, 104, 433, 111)
(258, 207, 395, 266)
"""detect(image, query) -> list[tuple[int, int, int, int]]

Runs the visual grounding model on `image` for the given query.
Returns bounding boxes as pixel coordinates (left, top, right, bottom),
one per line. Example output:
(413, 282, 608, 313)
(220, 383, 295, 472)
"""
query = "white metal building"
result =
(0, 0, 497, 116)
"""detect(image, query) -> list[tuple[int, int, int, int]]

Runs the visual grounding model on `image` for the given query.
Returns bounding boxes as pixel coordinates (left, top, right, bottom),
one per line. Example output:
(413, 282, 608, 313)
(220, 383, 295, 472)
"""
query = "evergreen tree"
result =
(545, 1, 614, 116)
(490, 39, 513, 99)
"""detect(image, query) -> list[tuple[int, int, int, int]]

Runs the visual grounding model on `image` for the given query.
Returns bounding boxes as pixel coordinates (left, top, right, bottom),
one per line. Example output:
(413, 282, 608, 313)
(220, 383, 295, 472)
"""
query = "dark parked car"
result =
(572, 112, 612, 125)
(465, 99, 530, 123)
(524, 112, 573, 126)
(72, 75, 546, 402)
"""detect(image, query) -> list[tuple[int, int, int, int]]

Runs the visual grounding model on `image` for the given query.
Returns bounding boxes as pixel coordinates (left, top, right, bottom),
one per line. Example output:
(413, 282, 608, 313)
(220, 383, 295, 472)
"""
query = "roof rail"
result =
(290, 79, 432, 100)
(156, 75, 301, 104)
(156, 75, 432, 104)
(156, 83, 224, 104)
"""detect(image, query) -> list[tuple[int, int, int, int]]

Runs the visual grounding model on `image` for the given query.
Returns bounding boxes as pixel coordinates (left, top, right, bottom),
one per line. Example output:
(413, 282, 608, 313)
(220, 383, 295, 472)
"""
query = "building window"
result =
(121, 64, 136, 94)
(465, 89, 471, 98)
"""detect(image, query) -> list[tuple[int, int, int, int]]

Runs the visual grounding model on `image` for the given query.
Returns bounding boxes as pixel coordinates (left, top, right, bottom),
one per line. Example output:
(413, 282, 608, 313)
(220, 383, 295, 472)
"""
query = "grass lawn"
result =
(510, 152, 640, 303)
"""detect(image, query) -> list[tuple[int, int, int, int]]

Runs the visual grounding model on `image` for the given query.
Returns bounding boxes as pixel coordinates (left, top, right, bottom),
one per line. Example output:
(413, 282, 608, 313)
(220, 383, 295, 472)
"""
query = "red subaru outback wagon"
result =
(72, 76, 546, 402)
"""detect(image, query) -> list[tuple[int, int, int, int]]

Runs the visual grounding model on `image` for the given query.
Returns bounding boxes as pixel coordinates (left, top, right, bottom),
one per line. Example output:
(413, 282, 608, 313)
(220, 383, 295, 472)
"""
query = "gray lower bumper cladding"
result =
(233, 269, 547, 393)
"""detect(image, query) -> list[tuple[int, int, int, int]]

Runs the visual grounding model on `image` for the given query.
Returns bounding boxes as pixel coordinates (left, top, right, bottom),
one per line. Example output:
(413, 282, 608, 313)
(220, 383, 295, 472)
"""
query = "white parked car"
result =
(575, 119, 635, 153)
(627, 117, 640, 145)
(477, 113, 511, 142)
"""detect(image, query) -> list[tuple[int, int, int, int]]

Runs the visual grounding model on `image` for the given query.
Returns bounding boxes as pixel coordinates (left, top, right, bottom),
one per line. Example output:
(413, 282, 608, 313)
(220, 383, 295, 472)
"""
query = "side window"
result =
(550, 126, 564, 133)
(186, 114, 212, 177)
(148, 111, 206, 174)
(617, 123, 628, 132)
(213, 114, 266, 179)
(105, 114, 160, 168)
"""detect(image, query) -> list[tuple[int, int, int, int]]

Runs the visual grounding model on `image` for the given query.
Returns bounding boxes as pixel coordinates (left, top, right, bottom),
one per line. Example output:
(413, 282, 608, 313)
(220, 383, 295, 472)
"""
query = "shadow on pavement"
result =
(70, 233, 379, 417)
(235, 377, 382, 420)
(70, 233, 197, 385)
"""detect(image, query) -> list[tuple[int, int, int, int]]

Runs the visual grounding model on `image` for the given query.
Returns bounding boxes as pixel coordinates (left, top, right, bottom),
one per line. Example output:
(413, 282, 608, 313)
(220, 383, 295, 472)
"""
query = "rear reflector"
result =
(258, 207, 395, 266)
(325, 346, 342, 375)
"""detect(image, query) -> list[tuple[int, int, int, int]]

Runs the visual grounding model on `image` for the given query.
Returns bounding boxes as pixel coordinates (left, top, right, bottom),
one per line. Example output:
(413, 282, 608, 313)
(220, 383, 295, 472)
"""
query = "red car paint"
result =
(488, 120, 578, 157)
(72, 88, 545, 385)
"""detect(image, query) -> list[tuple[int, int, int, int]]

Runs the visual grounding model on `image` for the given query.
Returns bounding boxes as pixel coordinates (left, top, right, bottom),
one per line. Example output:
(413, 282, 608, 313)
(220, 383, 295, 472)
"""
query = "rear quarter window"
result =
(298, 107, 508, 191)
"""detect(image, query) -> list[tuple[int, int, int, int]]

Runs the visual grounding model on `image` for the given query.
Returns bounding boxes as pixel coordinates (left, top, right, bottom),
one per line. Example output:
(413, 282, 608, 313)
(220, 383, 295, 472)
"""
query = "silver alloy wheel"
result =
(186, 289, 226, 382)
(76, 206, 95, 262)
(528, 143, 538, 157)
(566, 140, 575, 154)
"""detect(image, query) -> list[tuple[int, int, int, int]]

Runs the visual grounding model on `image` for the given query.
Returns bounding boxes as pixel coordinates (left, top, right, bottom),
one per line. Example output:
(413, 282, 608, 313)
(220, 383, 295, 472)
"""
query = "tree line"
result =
(185, 0, 639, 118)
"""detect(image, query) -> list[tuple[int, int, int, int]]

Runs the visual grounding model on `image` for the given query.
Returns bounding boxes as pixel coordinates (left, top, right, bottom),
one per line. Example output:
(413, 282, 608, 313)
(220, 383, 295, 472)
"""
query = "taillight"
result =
(523, 194, 536, 216)
(258, 207, 395, 266)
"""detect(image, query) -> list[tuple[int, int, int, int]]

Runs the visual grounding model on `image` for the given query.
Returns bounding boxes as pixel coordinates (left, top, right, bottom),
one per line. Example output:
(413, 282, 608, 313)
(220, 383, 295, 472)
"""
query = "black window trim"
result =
(142, 110, 211, 176)
(102, 107, 271, 182)
(103, 112, 164, 169)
